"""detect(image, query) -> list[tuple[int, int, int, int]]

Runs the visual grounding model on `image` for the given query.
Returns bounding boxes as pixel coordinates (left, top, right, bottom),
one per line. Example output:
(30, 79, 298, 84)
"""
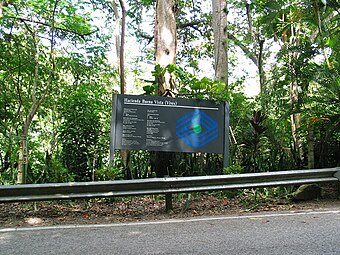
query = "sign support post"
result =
(110, 94, 118, 166)
(223, 102, 230, 169)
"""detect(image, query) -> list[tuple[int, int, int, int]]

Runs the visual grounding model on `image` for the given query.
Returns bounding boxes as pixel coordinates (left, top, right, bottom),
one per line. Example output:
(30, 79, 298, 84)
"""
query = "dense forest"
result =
(0, 0, 339, 184)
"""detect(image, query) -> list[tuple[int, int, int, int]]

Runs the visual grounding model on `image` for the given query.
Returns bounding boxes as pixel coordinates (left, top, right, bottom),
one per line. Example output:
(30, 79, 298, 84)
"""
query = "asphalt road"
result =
(1, 210, 340, 255)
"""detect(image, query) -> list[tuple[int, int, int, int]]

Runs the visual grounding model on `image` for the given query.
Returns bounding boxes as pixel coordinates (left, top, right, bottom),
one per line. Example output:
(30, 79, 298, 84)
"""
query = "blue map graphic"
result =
(176, 110, 219, 148)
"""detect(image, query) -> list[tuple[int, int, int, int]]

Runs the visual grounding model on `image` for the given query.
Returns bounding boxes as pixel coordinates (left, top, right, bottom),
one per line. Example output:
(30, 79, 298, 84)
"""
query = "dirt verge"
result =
(1, 186, 339, 228)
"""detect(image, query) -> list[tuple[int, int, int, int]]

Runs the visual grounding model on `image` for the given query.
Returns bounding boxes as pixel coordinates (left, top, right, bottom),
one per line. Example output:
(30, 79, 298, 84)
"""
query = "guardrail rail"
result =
(1, 167, 339, 203)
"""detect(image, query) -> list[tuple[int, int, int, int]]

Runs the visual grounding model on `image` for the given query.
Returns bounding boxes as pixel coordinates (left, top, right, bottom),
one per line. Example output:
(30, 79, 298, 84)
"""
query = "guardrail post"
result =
(165, 193, 173, 212)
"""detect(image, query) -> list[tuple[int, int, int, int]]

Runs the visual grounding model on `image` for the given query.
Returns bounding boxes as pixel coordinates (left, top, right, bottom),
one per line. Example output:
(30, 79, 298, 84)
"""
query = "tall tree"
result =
(112, 0, 127, 94)
(212, 0, 228, 86)
(9, 1, 58, 183)
(155, 0, 177, 96)
(112, 0, 131, 177)
(217, 0, 268, 94)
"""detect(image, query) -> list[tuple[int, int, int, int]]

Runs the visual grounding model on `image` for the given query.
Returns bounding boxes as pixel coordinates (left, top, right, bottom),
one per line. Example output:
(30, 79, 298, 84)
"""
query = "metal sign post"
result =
(223, 102, 230, 169)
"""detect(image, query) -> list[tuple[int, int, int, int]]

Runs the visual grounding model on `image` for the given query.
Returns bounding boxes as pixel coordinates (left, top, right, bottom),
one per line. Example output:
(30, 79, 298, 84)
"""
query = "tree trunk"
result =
(119, 0, 126, 94)
(112, 0, 130, 178)
(112, 0, 133, 179)
(16, 40, 41, 183)
(17, 133, 28, 184)
(112, 0, 127, 94)
(16, 44, 39, 183)
(155, 0, 177, 95)
(290, 110, 303, 166)
(258, 39, 265, 92)
(288, 20, 304, 167)
(307, 125, 315, 169)
(212, 0, 228, 86)
(17, 104, 42, 183)
(289, 63, 304, 167)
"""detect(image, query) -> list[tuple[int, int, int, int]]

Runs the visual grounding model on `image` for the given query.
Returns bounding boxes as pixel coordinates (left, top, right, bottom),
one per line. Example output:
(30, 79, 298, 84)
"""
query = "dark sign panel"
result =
(111, 94, 227, 154)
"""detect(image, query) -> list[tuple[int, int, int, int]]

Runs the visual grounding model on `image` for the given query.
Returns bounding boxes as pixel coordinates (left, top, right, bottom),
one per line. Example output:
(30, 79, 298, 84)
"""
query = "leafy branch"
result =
(5, 15, 98, 38)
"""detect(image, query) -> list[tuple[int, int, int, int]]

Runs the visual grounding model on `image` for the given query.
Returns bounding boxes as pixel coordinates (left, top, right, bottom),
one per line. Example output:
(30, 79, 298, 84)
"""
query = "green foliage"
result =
(142, 85, 156, 95)
(95, 164, 124, 181)
(224, 165, 243, 175)
(252, 0, 340, 169)
(0, 169, 17, 185)
(0, 0, 118, 184)
(27, 156, 75, 183)
(150, 64, 227, 101)
(59, 84, 110, 181)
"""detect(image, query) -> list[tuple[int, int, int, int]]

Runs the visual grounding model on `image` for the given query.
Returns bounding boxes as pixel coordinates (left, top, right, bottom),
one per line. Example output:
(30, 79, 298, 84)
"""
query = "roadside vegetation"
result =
(0, 0, 339, 205)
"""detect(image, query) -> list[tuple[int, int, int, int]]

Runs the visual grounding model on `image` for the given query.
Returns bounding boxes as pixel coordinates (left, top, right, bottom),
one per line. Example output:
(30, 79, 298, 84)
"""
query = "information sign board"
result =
(111, 94, 229, 155)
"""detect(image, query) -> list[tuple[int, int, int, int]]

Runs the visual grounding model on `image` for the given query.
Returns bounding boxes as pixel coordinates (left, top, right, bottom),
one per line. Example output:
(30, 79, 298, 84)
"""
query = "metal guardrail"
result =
(0, 168, 339, 202)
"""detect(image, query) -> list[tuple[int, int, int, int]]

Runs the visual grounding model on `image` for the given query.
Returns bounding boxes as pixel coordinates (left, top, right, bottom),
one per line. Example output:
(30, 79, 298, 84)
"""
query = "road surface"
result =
(1, 210, 340, 255)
